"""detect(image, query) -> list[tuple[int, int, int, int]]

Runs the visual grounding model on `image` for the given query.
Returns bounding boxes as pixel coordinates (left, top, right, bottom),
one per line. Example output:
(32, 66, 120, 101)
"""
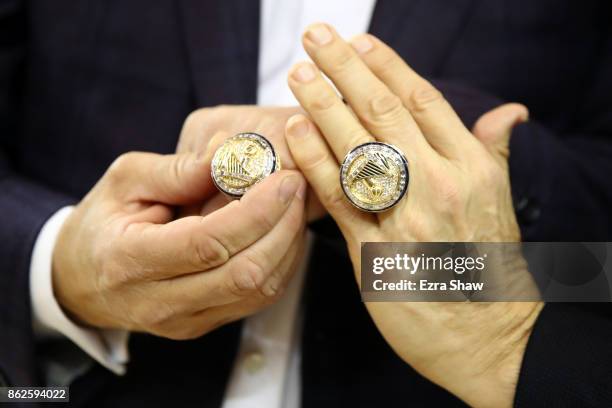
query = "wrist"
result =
(51, 211, 109, 330)
(460, 302, 544, 408)
(30, 206, 130, 375)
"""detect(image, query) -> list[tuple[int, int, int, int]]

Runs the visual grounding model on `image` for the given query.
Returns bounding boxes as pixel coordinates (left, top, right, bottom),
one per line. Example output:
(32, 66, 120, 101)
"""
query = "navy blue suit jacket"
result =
(1, 1, 611, 406)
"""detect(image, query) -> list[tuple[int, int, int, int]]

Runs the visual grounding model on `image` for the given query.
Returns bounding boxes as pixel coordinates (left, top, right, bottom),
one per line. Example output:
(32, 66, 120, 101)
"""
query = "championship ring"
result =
(211, 133, 280, 198)
(340, 142, 408, 212)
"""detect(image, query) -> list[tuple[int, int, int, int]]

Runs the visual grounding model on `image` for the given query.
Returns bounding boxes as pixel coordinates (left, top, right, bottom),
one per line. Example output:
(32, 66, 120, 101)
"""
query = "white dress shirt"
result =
(29, 1, 376, 407)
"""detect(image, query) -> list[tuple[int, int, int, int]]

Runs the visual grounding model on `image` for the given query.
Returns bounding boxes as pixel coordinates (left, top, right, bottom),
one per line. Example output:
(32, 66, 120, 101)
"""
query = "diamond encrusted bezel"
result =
(211, 132, 279, 198)
(340, 142, 409, 212)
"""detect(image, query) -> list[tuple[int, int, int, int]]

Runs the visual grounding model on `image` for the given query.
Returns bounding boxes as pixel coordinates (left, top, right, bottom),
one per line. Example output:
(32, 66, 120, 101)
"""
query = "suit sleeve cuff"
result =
(29, 206, 129, 376)
(514, 303, 612, 406)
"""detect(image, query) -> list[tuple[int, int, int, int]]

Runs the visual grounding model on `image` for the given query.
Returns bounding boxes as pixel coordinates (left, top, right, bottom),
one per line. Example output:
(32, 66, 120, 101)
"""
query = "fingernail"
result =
(305, 24, 333, 46)
(279, 175, 301, 204)
(287, 116, 309, 138)
(262, 281, 279, 297)
(291, 63, 316, 83)
(350, 35, 373, 54)
(513, 113, 529, 127)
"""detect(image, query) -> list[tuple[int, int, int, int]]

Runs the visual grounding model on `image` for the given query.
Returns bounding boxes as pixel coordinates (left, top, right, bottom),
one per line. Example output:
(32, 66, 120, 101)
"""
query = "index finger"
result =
(124, 170, 306, 279)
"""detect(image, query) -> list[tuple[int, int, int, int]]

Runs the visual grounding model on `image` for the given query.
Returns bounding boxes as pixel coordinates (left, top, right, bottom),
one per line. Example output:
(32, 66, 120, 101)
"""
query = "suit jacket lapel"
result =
(176, 0, 260, 106)
(370, 0, 478, 76)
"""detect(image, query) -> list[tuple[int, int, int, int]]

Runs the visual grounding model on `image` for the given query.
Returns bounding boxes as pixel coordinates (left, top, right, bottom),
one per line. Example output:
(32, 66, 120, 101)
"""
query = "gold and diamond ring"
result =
(340, 142, 408, 212)
(211, 133, 280, 198)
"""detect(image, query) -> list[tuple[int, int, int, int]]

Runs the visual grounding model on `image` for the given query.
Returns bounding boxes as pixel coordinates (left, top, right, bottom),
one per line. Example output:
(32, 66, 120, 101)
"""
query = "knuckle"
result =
(248, 205, 276, 231)
(436, 180, 465, 211)
(326, 47, 359, 76)
(422, 165, 466, 213)
(193, 231, 231, 269)
(365, 40, 401, 72)
(321, 185, 347, 211)
(186, 106, 225, 124)
(472, 119, 494, 142)
(261, 273, 290, 300)
(404, 215, 431, 241)
(213, 104, 231, 114)
(137, 301, 178, 331)
(366, 93, 404, 124)
(410, 85, 445, 113)
(183, 108, 206, 129)
(228, 255, 268, 297)
(300, 150, 332, 171)
(374, 53, 400, 77)
(307, 90, 338, 112)
(96, 243, 134, 289)
(476, 163, 506, 188)
(342, 129, 373, 156)
(106, 152, 138, 182)
(97, 261, 126, 291)
(180, 106, 223, 141)
(169, 153, 189, 187)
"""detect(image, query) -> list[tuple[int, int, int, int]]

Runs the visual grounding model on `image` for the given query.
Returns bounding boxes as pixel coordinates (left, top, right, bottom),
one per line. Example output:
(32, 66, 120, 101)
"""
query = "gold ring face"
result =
(340, 142, 408, 212)
(211, 133, 280, 198)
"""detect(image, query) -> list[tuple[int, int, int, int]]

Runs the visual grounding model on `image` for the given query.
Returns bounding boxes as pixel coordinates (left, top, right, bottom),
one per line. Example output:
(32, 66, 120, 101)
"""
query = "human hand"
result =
(176, 105, 325, 220)
(52, 151, 306, 340)
(284, 24, 541, 407)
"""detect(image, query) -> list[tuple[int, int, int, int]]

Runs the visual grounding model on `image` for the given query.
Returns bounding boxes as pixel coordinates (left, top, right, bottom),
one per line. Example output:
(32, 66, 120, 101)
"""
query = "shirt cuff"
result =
(30, 206, 129, 376)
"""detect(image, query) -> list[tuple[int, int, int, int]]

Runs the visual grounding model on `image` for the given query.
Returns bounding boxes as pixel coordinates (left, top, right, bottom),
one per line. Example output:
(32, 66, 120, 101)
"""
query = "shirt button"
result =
(243, 351, 265, 374)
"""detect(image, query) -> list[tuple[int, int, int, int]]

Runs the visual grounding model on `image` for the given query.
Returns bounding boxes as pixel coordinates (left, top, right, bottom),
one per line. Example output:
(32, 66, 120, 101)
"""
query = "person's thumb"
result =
(472, 103, 529, 160)
(108, 151, 215, 205)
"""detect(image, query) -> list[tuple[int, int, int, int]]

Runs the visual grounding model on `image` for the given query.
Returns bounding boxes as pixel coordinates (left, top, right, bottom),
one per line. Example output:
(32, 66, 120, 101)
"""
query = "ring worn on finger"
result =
(211, 132, 281, 198)
(340, 142, 408, 212)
